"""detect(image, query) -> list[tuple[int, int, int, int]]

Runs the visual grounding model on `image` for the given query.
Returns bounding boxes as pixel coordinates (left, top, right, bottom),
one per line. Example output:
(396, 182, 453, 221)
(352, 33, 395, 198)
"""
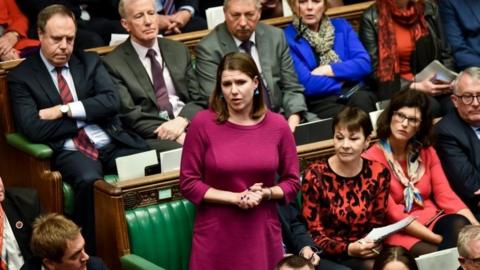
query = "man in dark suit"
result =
(21, 213, 108, 270)
(195, 0, 313, 132)
(0, 176, 41, 269)
(7, 4, 148, 254)
(439, 0, 480, 70)
(279, 201, 350, 270)
(103, 0, 204, 151)
(435, 67, 480, 219)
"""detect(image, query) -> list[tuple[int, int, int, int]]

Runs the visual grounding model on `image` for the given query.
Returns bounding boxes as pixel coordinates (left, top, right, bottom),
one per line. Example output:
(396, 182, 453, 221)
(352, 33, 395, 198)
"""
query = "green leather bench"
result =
(6, 132, 118, 215)
(120, 199, 195, 270)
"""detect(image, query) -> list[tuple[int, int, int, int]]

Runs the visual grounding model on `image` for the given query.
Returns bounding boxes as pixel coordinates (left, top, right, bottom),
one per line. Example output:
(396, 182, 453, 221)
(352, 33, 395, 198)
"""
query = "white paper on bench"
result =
(160, 148, 183, 173)
(115, 149, 158, 181)
(206, 6, 225, 29)
(415, 247, 460, 270)
(365, 216, 415, 242)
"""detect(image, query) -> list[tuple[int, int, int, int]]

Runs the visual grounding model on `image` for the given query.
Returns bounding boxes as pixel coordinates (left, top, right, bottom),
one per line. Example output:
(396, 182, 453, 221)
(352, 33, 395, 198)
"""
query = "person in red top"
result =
(302, 106, 390, 270)
(363, 89, 479, 257)
(0, 0, 39, 61)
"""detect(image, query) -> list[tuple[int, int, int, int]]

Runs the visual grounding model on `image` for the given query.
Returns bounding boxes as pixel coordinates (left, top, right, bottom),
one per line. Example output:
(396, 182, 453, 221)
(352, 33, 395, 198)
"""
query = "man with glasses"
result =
(458, 225, 480, 270)
(435, 67, 480, 219)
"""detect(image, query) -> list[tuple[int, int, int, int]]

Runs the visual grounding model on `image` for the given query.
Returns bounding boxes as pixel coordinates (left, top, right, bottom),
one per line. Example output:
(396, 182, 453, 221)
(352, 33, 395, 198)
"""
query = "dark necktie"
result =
(239, 41, 272, 109)
(146, 49, 174, 119)
(56, 67, 99, 160)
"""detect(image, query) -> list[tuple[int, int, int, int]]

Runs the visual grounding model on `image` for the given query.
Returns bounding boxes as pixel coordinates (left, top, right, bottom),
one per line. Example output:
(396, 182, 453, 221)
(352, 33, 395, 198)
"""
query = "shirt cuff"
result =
(178, 5, 195, 16)
(68, 101, 86, 119)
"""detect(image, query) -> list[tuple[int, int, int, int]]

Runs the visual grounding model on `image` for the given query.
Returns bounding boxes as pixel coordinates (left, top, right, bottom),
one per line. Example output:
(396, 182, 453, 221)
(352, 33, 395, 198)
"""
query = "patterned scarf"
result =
(379, 139, 425, 212)
(292, 15, 341, 66)
(376, 0, 428, 82)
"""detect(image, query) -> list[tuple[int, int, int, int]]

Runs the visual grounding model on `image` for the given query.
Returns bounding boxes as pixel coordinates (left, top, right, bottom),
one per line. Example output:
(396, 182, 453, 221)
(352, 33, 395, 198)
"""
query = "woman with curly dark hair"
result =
(363, 89, 478, 257)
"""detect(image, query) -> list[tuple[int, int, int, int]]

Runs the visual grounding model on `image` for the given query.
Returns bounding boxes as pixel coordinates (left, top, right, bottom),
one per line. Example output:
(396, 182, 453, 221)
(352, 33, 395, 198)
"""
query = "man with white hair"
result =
(458, 225, 480, 270)
(435, 67, 480, 219)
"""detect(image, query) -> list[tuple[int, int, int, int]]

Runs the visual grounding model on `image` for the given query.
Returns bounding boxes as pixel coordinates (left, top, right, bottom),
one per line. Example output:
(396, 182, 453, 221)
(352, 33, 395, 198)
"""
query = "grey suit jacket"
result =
(103, 37, 205, 139)
(195, 22, 308, 118)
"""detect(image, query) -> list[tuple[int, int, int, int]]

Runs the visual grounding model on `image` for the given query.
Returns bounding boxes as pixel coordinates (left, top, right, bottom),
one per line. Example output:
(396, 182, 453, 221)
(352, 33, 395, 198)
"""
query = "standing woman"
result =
(360, 0, 454, 116)
(363, 89, 478, 257)
(283, 0, 375, 119)
(180, 52, 300, 270)
(302, 106, 390, 270)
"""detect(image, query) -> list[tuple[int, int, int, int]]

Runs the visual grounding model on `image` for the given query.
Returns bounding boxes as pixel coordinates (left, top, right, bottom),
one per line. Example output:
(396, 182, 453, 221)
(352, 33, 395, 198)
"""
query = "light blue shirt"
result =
(40, 52, 111, 150)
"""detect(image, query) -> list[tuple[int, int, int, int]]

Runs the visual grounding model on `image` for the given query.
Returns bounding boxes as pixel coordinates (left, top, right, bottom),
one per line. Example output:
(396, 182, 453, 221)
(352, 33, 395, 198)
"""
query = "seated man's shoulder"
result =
(87, 256, 109, 270)
(5, 187, 39, 203)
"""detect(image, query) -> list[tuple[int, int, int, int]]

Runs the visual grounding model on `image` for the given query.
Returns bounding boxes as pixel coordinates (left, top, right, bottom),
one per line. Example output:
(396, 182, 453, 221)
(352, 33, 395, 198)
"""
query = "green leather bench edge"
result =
(63, 175, 117, 216)
(6, 133, 53, 159)
(121, 254, 166, 270)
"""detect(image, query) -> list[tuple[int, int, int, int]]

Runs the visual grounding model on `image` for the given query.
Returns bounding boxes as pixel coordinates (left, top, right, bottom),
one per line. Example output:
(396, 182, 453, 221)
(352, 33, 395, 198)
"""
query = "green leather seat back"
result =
(125, 199, 195, 270)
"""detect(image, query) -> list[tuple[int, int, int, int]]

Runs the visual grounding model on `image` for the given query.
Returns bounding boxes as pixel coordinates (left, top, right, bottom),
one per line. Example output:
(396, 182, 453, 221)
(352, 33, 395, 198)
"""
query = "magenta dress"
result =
(180, 110, 300, 270)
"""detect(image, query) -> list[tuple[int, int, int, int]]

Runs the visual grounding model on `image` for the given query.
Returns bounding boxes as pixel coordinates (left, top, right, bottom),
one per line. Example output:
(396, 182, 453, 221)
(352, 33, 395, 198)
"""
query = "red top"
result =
(0, 0, 39, 51)
(394, 21, 415, 81)
(363, 144, 467, 250)
(302, 158, 390, 256)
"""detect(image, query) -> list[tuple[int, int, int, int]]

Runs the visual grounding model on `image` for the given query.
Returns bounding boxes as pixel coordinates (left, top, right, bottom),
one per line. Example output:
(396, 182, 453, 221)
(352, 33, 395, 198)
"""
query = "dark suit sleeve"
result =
(176, 44, 207, 120)
(435, 124, 480, 202)
(438, 0, 480, 70)
(78, 53, 121, 122)
(8, 66, 78, 143)
(279, 200, 319, 255)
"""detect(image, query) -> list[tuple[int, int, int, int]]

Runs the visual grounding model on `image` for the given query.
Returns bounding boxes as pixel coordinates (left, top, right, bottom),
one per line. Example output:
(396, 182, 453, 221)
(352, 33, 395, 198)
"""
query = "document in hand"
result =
(415, 247, 460, 270)
(365, 216, 416, 242)
(415, 60, 458, 83)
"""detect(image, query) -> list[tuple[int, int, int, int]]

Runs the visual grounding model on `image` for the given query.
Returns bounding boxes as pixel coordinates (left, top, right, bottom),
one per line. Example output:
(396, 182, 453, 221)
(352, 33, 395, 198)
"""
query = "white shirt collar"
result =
(130, 38, 161, 60)
(39, 50, 70, 72)
(232, 32, 256, 48)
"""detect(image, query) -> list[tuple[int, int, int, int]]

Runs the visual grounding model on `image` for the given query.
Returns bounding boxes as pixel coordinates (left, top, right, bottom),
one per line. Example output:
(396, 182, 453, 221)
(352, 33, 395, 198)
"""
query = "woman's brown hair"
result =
(209, 52, 266, 123)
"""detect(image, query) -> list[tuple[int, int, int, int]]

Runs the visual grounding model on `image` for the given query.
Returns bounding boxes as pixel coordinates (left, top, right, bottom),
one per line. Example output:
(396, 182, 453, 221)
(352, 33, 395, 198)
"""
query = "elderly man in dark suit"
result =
(439, 0, 480, 70)
(195, 0, 313, 132)
(7, 4, 148, 254)
(0, 176, 41, 269)
(103, 0, 204, 152)
(435, 67, 480, 219)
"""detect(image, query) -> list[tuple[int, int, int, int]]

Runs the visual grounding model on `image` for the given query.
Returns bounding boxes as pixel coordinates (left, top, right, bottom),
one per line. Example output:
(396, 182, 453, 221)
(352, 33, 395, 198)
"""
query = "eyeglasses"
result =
(455, 94, 480, 105)
(393, 111, 421, 126)
(459, 256, 480, 266)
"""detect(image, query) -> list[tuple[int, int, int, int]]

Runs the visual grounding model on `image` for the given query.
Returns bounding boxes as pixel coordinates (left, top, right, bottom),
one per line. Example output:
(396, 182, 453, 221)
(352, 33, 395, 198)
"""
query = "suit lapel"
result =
(122, 40, 158, 106)
(2, 198, 28, 259)
(218, 24, 239, 54)
(158, 38, 184, 100)
(69, 56, 86, 100)
(254, 23, 273, 91)
(31, 54, 62, 105)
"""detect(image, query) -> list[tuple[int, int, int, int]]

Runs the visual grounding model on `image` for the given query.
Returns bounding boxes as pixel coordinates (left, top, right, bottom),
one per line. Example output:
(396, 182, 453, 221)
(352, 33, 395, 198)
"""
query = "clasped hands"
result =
(347, 238, 382, 258)
(235, 183, 269, 210)
(154, 116, 188, 144)
(157, 10, 192, 35)
(0, 32, 20, 61)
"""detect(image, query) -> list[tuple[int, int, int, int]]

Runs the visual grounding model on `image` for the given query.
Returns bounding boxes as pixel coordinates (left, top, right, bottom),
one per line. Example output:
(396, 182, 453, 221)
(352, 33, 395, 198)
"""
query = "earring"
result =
(254, 88, 259, 96)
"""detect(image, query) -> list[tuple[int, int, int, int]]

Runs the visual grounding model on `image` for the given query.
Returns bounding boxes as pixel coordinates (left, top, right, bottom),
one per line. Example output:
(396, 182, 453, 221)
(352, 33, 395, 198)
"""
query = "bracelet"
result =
(266, 188, 272, 200)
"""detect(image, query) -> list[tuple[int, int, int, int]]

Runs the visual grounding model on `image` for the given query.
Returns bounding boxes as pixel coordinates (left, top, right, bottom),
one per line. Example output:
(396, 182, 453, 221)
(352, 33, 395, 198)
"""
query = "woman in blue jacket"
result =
(284, 0, 375, 119)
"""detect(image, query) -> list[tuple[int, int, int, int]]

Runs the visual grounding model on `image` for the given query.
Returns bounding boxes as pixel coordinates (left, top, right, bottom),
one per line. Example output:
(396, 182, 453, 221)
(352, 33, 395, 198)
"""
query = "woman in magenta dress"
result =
(363, 89, 478, 257)
(180, 52, 300, 270)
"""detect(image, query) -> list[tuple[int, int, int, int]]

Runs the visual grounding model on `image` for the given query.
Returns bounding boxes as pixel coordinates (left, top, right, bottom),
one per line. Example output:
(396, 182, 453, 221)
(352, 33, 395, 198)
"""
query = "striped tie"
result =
(162, 0, 175, 15)
(56, 68, 99, 160)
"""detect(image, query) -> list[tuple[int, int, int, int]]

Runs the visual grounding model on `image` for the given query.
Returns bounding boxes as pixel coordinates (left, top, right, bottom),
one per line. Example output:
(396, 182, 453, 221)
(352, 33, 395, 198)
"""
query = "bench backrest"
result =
(125, 199, 195, 270)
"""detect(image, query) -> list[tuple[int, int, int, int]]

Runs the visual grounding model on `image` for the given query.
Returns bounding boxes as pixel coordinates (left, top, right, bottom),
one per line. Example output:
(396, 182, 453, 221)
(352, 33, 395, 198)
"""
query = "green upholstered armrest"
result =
(104, 174, 118, 184)
(5, 133, 53, 159)
(121, 254, 166, 270)
(63, 183, 74, 216)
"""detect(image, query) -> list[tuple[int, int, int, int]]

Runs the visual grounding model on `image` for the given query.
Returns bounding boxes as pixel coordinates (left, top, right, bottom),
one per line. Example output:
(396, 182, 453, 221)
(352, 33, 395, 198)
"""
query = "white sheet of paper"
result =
(365, 216, 415, 242)
(115, 150, 158, 181)
(206, 6, 225, 29)
(415, 247, 460, 270)
(415, 60, 458, 82)
(160, 148, 183, 173)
